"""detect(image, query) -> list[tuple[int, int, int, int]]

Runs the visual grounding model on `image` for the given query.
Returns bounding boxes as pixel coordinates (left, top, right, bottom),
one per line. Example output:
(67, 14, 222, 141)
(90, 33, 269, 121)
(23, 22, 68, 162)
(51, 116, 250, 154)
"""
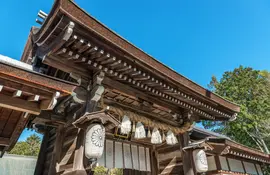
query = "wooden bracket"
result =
(221, 146, 230, 155)
(40, 91, 60, 110)
(85, 72, 105, 113)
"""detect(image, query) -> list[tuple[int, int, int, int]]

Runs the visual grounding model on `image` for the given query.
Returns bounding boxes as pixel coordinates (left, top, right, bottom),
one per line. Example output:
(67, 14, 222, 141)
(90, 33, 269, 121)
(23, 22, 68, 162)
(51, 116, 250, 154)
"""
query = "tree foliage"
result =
(9, 134, 41, 156)
(203, 66, 270, 153)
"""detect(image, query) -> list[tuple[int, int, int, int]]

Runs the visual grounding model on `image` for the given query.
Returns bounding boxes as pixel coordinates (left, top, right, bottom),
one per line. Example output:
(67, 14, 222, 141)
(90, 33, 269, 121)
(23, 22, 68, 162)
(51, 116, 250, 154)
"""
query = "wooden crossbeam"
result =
(0, 78, 51, 99)
(0, 94, 40, 115)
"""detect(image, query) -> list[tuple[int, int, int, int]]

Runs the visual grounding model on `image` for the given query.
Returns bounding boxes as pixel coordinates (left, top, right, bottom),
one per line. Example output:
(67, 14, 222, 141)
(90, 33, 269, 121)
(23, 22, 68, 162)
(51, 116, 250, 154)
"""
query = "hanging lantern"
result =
(135, 122, 146, 139)
(166, 130, 178, 145)
(85, 123, 105, 159)
(151, 128, 162, 144)
(120, 115, 131, 134)
(193, 149, 208, 173)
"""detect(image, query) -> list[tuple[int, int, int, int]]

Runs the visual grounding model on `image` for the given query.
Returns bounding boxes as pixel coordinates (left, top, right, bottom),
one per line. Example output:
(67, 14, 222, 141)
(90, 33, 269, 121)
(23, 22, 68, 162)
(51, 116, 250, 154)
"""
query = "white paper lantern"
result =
(120, 115, 131, 134)
(151, 128, 162, 144)
(193, 149, 208, 173)
(135, 122, 146, 139)
(85, 124, 105, 159)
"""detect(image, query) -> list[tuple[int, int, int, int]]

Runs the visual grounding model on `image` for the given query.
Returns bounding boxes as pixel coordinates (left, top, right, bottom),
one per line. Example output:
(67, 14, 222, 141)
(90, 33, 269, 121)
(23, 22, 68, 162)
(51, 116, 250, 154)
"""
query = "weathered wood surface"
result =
(0, 137, 9, 146)
(34, 130, 49, 175)
(179, 132, 195, 175)
(0, 63, 76, 95)
(0, 94, 40, 115)
(0, 108, 27, 155)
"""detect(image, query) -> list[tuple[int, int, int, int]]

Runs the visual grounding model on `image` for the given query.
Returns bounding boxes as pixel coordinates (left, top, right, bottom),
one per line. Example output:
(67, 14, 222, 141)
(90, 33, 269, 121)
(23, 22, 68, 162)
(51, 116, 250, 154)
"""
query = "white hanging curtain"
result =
(123, 143, 133, 169)
(96, 140, 151, 172)
(166, 130, 178, 145)
(135, 122, 146, 139)
(131, 145, 139, 170)
(151, 127, 162, 144)
(105, 140, 114, 168)
(114, 142, 123, 168)
(139, 146, 147, 171)
(120, 115, 132, 134)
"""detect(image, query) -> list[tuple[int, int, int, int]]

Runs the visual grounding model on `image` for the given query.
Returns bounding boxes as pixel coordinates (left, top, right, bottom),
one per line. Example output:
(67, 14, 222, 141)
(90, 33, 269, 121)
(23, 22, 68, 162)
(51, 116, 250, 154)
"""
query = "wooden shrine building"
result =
(157, 127, 270, 175)
(0, 0, 269, 174)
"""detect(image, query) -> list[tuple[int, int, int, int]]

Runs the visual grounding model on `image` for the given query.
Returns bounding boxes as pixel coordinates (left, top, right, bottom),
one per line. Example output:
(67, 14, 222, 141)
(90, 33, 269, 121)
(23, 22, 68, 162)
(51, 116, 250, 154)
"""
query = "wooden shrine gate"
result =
(8, 0, 244, 174)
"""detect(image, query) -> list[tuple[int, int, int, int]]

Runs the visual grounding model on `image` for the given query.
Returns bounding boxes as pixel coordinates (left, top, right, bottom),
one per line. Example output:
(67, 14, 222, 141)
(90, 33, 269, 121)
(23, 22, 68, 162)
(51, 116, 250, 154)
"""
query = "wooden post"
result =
(214, 155, 221, 171)
(73, 128, 86, 171)
(150, 146, 159, 175)
(66, 72, 105, 175)
(179, 132, 195, 175)
(34, 130, 49, 175)
(48, 126, 64, 175)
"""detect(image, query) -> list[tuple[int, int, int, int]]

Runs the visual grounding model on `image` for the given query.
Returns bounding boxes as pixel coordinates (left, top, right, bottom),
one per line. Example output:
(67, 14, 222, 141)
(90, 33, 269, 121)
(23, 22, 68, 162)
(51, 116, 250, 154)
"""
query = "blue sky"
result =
(1, 0, 270, 140)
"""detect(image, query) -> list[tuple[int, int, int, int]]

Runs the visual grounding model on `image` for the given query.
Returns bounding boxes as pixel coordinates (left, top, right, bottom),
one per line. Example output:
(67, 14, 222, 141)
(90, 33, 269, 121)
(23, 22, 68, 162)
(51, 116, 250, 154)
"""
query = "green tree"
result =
(203, 66, 270, 153)
(9, 134, 41, 156)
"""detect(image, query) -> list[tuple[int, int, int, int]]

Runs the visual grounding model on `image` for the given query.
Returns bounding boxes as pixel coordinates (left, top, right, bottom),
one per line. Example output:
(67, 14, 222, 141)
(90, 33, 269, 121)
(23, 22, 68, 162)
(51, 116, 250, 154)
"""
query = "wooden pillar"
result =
(150, 146, 159, 175)
(179, 132, 195, 175)
(72, 128, 86, 173)
(34, 130, 49, 175)
(48, 127, 64, 175)
(66, 72, 105, 175)
(214, 155, 221, 171)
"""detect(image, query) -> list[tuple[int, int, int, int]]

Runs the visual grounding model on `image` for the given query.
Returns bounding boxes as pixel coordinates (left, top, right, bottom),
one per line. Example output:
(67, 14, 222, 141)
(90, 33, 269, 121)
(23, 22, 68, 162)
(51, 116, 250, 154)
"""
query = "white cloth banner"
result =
(105, 140, 114, 168)
(145, 148, 151, 172)
(114, 142, 123, 168)
(139, 146, 146, 171)
(123, 143, 133, 169)
(131, 145, 139, 170)
(96, 140, 151, 172)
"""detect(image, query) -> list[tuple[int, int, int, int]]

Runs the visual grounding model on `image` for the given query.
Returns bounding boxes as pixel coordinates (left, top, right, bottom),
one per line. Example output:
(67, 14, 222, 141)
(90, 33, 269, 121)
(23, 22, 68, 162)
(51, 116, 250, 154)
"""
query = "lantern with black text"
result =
(85, 124, 105, 159)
